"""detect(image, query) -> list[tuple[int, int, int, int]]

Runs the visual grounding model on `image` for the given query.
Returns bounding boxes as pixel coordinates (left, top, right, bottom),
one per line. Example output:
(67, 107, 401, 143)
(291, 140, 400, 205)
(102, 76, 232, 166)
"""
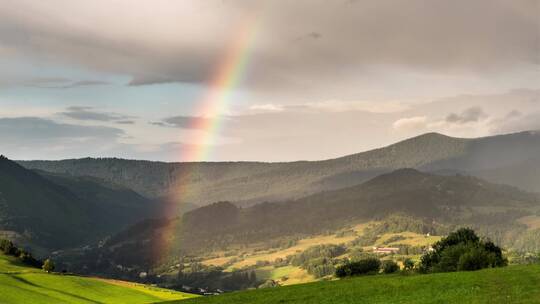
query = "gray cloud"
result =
(0, 117, 124, 142)
(152, 116, 212, 129)
(0, 0, 537, 95)
(445, 107, 487, 124)
(21, 78, 110, 89)
(116, 120, 135, 125)
(490, 112, 540, 134)
(60, 106, 134, 122)
(58, 80, 110, 89)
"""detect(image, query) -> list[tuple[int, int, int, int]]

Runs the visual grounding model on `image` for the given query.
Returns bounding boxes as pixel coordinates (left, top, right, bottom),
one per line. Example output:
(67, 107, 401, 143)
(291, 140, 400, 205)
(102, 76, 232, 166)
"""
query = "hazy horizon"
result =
(7, 128, 540, 163)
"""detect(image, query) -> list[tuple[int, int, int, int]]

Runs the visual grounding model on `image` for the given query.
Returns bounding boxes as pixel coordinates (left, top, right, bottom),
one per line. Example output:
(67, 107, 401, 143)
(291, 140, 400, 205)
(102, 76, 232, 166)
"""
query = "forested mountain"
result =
(19, 131, 540, 208)
(178, 169, 538, 251)
(68, 169, 539, 275)
(0, 156, 160, 252)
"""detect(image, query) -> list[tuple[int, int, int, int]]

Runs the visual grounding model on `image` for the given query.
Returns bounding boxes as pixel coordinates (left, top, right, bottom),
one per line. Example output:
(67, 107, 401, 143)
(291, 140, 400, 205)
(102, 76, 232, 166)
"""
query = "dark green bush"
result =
(335, 258, 381, 277)
(382, 260, 399, 274)
(403, 258, 415, 270)
(419, 228, 507, 273)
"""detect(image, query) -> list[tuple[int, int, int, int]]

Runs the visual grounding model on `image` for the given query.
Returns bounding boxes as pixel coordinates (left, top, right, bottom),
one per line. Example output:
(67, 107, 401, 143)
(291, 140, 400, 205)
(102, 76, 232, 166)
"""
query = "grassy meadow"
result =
(172, 264, 540, 304)
(0, 254, 197, 304)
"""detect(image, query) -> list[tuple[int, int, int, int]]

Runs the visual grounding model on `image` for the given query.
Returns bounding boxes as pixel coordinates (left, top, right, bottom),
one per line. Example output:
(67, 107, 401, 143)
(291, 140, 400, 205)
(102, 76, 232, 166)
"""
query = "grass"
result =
(168, 264, 540, 304)
(202, 223, 370, 269)
(0, 254, 198, 304)
(254, 265, 315, 286)
(374, 231, 441, 247)
(518, 215, 540, 230)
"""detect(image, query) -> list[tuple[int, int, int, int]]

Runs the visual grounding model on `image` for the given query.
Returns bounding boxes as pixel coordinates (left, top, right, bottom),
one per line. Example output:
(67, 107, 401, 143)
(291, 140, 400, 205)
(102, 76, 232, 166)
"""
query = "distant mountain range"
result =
(19, 131, 540, 208)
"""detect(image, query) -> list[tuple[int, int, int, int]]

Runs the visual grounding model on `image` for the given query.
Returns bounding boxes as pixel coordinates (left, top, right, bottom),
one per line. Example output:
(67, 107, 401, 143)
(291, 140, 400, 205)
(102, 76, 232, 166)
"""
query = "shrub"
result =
(0, 239, 42, 268)
(335, 258, 381, 278)
(0, 239, 16, 255)
(457, 247, 496, 271)
(419, 228, 507, 273)
(403, 258, 415, 271)
(42, 259, 55, 273)
(382, 260, 399, 274)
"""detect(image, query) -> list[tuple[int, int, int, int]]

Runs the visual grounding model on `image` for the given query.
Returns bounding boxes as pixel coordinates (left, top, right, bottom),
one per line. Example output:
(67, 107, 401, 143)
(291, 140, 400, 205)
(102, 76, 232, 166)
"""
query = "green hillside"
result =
(0, 254, 197, 304)
(173, 264, 540, 304)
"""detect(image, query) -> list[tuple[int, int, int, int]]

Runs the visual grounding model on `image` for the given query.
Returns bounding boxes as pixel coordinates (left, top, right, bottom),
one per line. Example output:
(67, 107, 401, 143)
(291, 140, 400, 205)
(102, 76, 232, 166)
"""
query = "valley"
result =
(2, 131, 540, 301)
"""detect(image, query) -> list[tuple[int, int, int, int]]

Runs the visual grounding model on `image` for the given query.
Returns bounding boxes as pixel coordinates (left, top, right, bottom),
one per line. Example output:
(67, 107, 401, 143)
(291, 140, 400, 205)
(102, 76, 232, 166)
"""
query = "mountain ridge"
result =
(17, 130, 540, 206)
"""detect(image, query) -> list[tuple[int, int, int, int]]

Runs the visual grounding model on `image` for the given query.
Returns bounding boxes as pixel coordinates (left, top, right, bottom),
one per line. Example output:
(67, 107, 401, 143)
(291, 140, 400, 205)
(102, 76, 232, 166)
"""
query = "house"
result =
(372, 247, 400, 254)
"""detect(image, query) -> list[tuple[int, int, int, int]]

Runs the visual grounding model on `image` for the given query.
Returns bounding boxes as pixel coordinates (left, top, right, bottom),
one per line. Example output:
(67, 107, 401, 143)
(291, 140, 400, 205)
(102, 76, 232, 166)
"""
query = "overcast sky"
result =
(0, 0, 539, 161)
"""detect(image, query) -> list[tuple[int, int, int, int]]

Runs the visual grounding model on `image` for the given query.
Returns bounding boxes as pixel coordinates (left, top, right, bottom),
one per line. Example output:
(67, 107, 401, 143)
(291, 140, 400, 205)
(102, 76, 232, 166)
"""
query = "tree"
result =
(0, 239, 15, 255)
(382, 260, 399, 274)
(249, 270, 257, 284)
(419, 228, 507, 273)
(335, 258, 381, 278)
(403, 258, 415, 271)
(42, 259, 55, 273)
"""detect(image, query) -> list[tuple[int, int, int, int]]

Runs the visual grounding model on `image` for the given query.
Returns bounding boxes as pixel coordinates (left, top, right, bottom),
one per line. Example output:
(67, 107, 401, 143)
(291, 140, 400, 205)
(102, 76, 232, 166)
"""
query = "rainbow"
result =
(154, 14, 260, 263)
(183, 14, 260, 162)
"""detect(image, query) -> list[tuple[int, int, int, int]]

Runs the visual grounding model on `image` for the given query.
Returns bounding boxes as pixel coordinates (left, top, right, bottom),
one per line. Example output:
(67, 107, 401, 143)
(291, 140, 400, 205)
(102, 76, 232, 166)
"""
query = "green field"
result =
(0, 254, 198, 304)
(172, 264, 540, 304)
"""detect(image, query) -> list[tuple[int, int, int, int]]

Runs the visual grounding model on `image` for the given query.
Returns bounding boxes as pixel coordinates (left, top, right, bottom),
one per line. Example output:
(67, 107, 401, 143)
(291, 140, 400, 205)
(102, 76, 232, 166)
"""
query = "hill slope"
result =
(0, 156, 160, 251)
(172, 264, 540, 304)
(19, 131, 540, 206)
(0, 254, 196, 303)
(72, 169, 538, 275)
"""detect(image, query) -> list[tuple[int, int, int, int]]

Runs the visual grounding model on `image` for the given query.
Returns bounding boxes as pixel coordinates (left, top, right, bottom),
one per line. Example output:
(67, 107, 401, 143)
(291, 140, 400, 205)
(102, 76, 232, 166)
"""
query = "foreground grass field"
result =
(0, 254, 197, 304)
(172, 264, 540, 304)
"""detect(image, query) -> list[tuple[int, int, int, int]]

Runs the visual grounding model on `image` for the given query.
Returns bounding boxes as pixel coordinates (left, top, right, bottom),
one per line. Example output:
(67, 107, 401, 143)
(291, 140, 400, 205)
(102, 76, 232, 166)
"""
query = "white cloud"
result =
(392, 116, 428, 132)
(248, 104, 284, 113)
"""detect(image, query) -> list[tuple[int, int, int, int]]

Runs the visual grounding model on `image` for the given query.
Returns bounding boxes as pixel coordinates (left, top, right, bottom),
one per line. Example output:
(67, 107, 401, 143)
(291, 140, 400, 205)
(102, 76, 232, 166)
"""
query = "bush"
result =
(42, 259, 55, 273)
(335, 258, 381, 278)
(0, 239, 42, 269)
(419, 228, 507, 273)
(382, 260, 399, 274)
(403, 258, 415, 271)
(457, 247, 498, 271)
(0, 239, 16, 255)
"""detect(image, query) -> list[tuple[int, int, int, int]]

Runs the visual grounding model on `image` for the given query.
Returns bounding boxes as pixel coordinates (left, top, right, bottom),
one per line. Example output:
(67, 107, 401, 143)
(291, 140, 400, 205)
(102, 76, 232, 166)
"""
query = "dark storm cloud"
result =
(60, 106, 134, 122)
(446, 107, 487, 124)
(0, 0, 537, 90)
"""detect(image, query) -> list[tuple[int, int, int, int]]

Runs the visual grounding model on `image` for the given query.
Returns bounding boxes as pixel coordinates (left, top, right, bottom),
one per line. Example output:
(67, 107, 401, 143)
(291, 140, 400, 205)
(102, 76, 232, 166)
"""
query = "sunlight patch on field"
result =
(518, 215, 540, 230)
(374, 232, 441, 247)
(0, 254, 197, 304)
(254, 265, 315, 286)
(202, 221, 376, 269)
(229, 234, 358, 269)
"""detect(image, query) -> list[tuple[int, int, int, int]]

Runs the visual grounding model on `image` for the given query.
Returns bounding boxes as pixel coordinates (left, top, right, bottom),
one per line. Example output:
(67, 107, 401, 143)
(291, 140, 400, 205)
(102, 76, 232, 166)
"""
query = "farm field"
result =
(0, 254, 197, 304)
(201, 222, 372, 269)
(254, 265, 315, 286)
(172, 264, 540, 304)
